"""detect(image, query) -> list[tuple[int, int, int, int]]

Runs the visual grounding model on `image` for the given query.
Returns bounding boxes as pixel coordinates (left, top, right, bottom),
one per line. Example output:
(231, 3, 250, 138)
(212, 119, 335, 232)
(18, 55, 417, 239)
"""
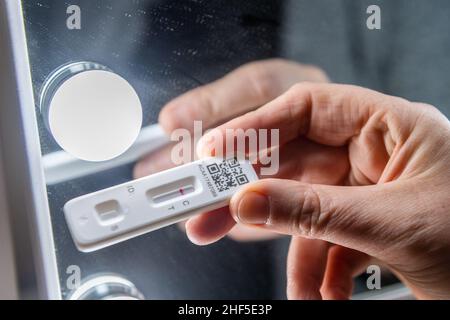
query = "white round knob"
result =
(41, 63, 142, 162)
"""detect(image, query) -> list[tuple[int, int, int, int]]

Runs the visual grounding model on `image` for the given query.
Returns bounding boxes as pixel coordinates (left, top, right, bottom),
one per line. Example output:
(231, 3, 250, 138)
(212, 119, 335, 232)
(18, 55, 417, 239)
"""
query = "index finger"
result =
(159, 60, 327, 133)
(197, 83, 411, 157)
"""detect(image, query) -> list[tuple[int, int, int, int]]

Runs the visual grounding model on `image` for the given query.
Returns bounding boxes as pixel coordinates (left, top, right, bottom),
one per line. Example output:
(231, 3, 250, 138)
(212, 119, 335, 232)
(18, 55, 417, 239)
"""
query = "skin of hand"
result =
(134, 59, 329, 241)
(135, 59, 450, 300)
(193, 82, 450, 300)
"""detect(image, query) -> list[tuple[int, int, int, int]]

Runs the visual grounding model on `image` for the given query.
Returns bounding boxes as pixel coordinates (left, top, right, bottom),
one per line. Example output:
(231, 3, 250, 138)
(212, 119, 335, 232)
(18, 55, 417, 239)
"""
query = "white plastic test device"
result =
(64, 158, 258, 252)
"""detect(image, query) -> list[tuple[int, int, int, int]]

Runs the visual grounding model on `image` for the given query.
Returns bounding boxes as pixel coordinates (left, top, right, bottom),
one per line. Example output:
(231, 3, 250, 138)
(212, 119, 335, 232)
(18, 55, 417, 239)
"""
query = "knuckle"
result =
(290, 185, 335, 238)
(278, 84, 304, 109)
(180, 88, 217, 125)
(288, 82, 316, 95)
(284, 82, 315, 105)
(278, 84, 314, 131)
(192, 86, 221, 122)
(242, 62, 280, 101)
(414, 102, 447, 123)
(414, 102, 438, 113)
(304, 65, 329, 82)
(283, 85, 302, 107)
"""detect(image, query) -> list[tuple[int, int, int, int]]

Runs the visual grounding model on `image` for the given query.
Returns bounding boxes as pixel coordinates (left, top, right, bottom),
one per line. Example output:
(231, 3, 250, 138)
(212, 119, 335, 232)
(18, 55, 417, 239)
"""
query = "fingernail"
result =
(235, 192, 270, 225)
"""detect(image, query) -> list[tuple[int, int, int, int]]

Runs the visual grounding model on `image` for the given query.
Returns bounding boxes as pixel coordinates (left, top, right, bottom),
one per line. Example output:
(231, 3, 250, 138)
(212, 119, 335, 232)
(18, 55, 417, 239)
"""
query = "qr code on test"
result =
(206, 158, 250, 192)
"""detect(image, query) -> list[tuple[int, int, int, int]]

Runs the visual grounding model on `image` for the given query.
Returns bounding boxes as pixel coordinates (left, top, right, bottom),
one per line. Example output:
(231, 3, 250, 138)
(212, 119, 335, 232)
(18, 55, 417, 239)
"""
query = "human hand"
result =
(191, 82, 450, 300)
(134, 59, 329, 241)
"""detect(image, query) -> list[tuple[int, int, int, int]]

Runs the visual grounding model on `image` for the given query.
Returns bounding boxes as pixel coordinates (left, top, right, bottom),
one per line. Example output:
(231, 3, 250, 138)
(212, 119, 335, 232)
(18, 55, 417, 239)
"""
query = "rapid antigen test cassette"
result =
(64, 158, 258, 252)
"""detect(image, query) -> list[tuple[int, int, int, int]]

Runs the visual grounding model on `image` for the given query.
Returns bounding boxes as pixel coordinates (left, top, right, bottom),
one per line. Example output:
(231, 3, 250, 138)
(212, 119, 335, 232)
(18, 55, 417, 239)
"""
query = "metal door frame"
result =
(0, 0, 60, 300)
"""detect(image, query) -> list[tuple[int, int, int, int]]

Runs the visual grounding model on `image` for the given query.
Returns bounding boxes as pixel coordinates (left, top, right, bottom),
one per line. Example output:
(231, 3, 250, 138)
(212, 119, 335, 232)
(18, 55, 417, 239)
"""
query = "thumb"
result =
(229, 179, 415, 259)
